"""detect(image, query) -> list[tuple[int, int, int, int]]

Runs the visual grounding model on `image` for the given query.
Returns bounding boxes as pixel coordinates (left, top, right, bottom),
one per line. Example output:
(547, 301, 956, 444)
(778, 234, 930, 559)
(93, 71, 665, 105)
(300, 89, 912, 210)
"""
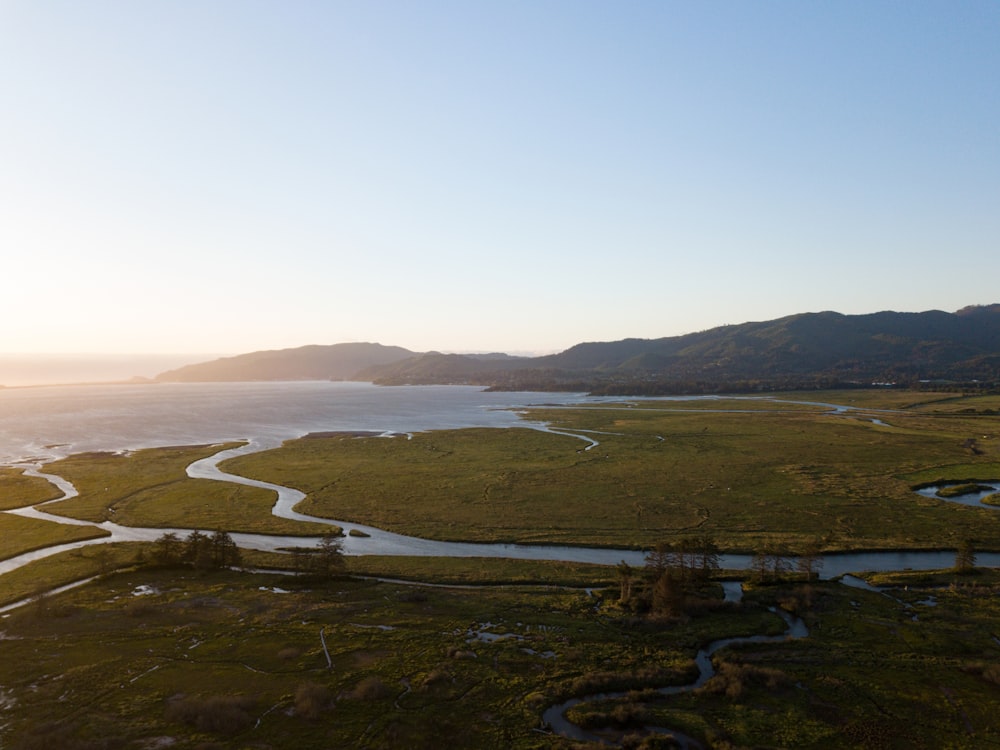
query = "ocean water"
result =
(0, 380, 589, 465)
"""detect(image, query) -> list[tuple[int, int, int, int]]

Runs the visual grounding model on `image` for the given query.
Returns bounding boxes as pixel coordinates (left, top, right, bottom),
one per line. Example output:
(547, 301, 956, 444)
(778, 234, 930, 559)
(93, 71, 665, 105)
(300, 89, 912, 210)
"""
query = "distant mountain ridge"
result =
(155, 342, 416, 382)
(156, 306, 1000, 392)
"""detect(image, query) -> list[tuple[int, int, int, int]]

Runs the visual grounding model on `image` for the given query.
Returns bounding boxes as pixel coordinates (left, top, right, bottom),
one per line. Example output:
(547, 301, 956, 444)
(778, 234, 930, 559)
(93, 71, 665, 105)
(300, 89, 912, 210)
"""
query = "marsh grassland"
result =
(2, 390, 1000, 749)
(1, 565, 1000, 749)
(223, 392, 1000, 552)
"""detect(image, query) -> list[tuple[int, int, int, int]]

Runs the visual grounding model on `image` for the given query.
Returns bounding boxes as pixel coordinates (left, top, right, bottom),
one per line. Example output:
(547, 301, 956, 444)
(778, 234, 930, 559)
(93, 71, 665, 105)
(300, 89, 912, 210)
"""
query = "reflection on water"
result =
(0, 381, 592, 464)
(914, 481, 1000, 508)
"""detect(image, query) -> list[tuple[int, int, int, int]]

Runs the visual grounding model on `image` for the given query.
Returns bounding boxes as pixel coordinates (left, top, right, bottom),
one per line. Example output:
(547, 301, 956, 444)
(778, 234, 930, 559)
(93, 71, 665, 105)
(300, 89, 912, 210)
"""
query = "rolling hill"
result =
(155, 343, 416, 382)
(155, 306, 1000, 393)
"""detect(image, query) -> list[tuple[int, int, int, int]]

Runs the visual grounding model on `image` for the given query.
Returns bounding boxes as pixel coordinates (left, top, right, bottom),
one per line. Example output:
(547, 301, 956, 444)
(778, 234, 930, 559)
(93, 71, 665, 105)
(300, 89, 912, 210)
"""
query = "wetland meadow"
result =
(2, 384, 1000, 748)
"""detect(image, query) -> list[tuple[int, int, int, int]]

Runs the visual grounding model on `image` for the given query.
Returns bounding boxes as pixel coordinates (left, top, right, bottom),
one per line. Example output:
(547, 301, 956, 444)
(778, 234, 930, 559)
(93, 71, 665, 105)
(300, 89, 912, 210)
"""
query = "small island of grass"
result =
(936, 483, 995, 498)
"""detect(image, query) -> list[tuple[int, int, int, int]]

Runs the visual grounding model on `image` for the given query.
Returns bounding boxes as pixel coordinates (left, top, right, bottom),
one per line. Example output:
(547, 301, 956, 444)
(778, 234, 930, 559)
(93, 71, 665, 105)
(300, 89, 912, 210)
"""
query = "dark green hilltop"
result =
(156, 305, 1000, 393)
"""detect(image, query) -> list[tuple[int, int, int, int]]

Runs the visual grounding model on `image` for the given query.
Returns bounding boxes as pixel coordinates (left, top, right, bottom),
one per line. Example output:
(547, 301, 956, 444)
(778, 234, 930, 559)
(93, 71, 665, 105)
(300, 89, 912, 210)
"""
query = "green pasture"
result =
(224, 396, 1000, 552)
(39, 444, 332, 535)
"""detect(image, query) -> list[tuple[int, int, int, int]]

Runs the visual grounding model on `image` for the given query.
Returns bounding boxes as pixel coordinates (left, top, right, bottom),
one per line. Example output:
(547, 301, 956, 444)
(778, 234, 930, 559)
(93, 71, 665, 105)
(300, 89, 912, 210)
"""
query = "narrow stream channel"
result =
(540, 582, 808, 747)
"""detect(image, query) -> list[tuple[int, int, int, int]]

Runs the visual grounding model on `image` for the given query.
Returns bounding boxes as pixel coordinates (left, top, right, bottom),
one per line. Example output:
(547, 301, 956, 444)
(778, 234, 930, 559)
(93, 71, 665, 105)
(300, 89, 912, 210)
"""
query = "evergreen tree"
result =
(154, 532, 181, 566)
(310, 533, 346, 578)
(210, 530, 241, 568)
(183, 530, 213, 569)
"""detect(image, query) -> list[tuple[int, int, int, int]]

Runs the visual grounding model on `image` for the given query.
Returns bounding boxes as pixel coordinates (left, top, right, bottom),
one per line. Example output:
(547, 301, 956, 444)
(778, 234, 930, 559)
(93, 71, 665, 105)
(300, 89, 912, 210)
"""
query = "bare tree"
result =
(617, 560, 634, 604)
(955, 538, 976, 574)
(796, 539, 824, 581)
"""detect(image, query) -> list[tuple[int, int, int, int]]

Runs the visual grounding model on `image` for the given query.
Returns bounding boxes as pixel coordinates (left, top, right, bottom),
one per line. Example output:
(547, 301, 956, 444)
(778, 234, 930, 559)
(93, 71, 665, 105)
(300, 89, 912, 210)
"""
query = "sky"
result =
(2, 1, 998, 362)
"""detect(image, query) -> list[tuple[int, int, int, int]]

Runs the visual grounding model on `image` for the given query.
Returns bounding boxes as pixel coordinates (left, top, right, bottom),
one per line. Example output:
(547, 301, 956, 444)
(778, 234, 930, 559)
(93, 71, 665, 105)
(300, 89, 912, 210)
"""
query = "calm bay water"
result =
(0, 381, 591, 465)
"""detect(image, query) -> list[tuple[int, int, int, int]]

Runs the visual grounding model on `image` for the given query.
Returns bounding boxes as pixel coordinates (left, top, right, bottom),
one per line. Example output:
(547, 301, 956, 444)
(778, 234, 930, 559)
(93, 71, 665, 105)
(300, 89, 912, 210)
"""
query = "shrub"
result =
(351, 676, 390, 701)
(569, 667, 687, 696)
(164, 694, 257, 736)
(294, 681, 332, 720)
(575, 701, 651, 730)
(419, 668, 452, 690)
(699, 661, 789, 700)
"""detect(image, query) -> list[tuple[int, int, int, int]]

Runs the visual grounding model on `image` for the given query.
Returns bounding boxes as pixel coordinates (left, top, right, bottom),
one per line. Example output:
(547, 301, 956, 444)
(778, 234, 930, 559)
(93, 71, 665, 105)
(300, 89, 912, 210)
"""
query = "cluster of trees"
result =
(750, 540, 823, 585)
(288, 533, 347, 579)
(618, 536, 826, 618)
(152, 530, 242, 570)
(149, 530, 347, 578)
(617, 535, 722, 617)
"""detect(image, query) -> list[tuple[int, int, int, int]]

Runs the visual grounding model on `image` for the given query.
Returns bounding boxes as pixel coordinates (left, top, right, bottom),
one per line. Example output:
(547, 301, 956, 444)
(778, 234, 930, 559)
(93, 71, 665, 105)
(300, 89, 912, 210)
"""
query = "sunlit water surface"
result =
(0, 381, 591, 465)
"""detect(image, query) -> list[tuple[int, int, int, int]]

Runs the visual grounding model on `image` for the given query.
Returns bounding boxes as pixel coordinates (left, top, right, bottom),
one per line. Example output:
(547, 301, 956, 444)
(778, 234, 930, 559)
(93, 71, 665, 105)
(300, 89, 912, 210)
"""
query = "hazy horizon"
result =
(2, 2, 997, 357)
(0, 353, 224, 388)
(0, 347, 561, 387)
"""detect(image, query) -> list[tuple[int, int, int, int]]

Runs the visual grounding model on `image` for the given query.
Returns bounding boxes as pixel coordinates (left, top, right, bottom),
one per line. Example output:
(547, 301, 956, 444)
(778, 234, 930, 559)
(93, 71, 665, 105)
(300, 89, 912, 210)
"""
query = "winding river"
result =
(6, 438, 999, 578)
(2, 382, 997, 746)
(541, 582, 808, 748)
(2, 382, 999, 578)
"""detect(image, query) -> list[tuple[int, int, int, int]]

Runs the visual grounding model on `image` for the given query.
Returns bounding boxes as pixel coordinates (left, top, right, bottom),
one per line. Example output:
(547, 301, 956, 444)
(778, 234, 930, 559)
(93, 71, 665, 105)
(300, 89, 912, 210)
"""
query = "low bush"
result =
(164, 694, 257, 736)
(350, 675, 390, 701)
(294, 681, 332, 720)
(698, 661, 790, 700)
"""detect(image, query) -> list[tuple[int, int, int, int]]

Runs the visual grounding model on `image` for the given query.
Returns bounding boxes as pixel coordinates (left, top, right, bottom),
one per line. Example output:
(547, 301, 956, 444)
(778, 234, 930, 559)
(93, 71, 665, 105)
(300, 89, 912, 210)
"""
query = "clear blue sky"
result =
(2, 1, 998, 356)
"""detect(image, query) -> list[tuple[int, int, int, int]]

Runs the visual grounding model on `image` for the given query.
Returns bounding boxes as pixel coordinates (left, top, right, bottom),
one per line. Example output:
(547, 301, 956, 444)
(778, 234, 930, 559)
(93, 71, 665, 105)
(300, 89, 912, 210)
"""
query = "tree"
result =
(689, 534, 721, 583)
(751, 544, 790, 584)
(796, 539, 824, 581)
(210, 530, 241, 569)
(955, 538, 976, 574)
(651, 569, 684, 617)
(644, 542, 672, 580)
(617, 560, 635, 604)
(309, 533, 345, 578)
(154, 532, 181, 566)
(183, 530, 213, 569)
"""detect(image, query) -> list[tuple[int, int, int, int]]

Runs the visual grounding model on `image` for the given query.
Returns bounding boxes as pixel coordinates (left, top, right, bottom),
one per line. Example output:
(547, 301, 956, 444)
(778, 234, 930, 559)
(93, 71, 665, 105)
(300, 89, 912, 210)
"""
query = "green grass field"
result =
(37, 444, 333, 535)
(0, 467, 63, 510)
(0, 514, 108, 562)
